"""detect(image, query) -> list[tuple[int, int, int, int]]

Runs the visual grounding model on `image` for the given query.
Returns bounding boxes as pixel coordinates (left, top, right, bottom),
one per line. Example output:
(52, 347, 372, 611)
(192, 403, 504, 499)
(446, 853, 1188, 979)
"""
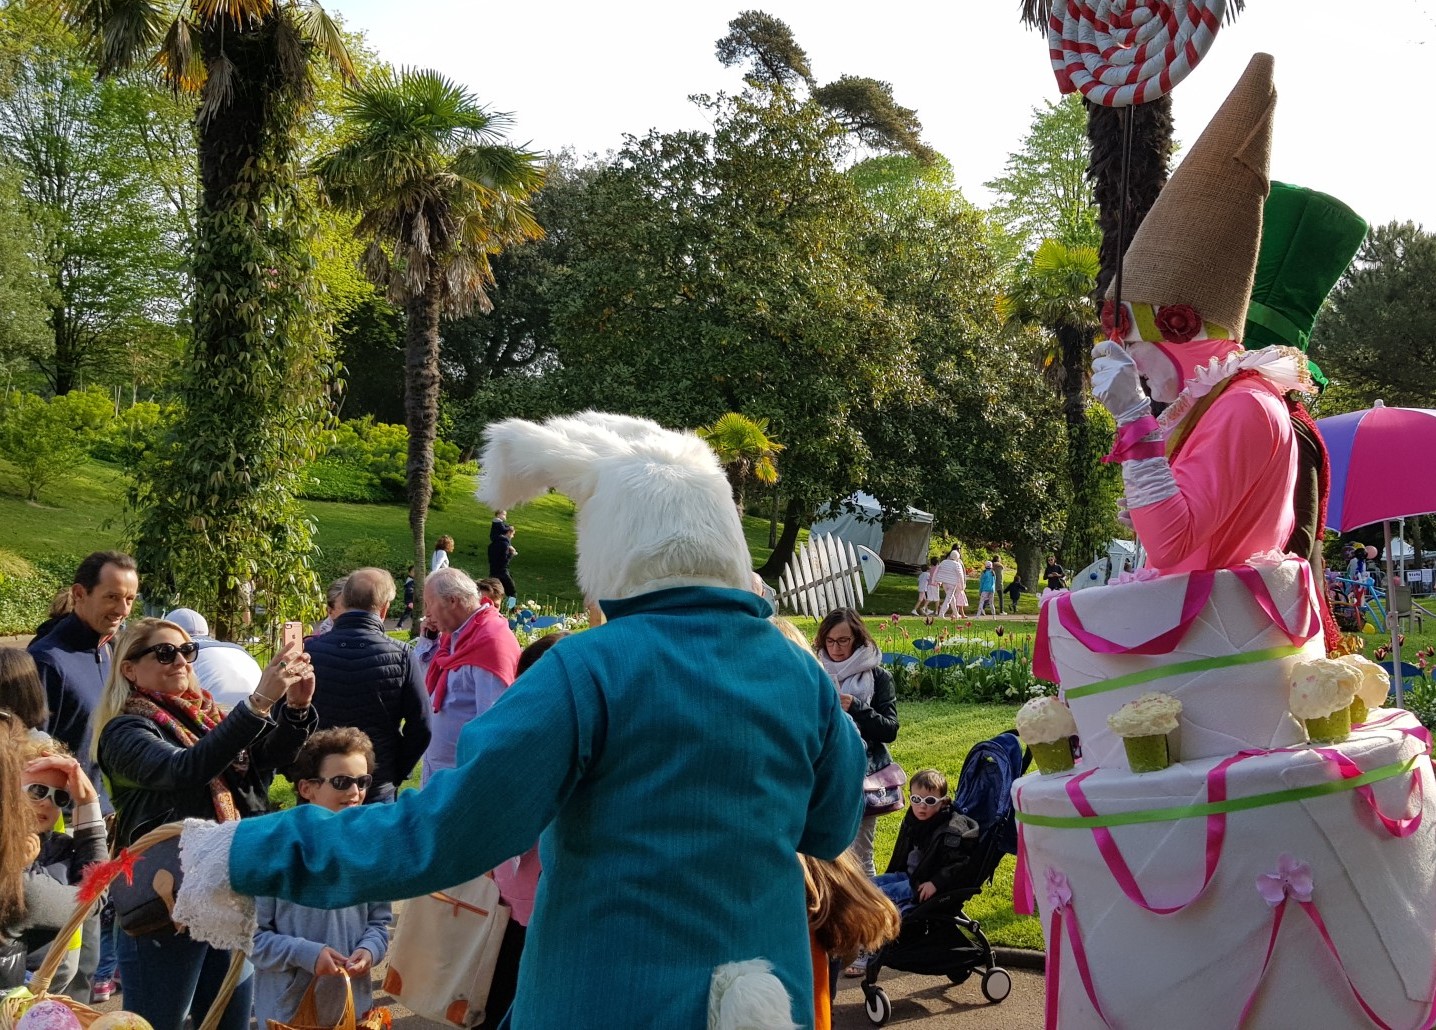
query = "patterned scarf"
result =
(123, 687, 240, 822)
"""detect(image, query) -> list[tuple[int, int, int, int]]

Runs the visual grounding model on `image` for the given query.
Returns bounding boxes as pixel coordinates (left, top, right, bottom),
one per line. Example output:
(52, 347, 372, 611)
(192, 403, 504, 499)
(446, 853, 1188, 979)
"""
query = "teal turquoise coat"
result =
(230, 586, 867, 1028)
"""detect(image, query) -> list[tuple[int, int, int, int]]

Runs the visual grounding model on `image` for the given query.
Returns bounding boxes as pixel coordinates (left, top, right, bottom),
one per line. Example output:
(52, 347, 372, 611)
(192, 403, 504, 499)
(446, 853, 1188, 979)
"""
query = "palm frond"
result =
(452, 144, 546, 194)
(294, 0, 356, 83)
(89, 0, 168, 77)
(193, 0, 274, 28)
(1018, 0, 1053, 30)
(197, 49, 236, 123)
(151, 14, 205, 93)
(272, 14, 308, 89)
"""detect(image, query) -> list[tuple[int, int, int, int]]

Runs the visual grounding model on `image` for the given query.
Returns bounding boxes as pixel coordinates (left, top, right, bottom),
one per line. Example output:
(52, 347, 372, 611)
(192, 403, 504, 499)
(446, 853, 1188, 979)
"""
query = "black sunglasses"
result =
(306, 774, 372, 792)
(131, 641, 200, 665)
(25, 783, 73, 808)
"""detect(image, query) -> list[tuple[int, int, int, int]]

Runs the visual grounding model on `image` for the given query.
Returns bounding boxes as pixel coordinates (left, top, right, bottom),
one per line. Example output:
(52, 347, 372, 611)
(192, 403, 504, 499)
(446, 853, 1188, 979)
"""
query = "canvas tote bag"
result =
(381, 874, 511, 1028)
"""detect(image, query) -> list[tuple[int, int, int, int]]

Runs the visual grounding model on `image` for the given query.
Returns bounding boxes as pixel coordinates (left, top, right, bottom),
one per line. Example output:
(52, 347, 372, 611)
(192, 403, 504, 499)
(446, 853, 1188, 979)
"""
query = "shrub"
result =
(0, 389, 114, 501)
(0, 550, 58, 636)
(91, 401, 170, 468)
(299, 417, 462, 506)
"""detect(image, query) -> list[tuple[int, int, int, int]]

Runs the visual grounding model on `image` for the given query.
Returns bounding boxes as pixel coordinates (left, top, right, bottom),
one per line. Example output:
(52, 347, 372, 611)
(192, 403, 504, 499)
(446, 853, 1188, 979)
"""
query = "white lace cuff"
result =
(173, 818, 255, 953)
(1122, 457, 1180, 509)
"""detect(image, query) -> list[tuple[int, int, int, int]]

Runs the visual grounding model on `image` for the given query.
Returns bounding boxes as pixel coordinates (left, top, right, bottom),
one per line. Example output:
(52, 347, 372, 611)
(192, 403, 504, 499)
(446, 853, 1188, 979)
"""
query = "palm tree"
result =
(314, 68, 545, 595)
(696, 412, 785, 517)
(1018, 2, 1246, 294)
(53, 0, 355, 636)
(1003, 239, 1109, 562)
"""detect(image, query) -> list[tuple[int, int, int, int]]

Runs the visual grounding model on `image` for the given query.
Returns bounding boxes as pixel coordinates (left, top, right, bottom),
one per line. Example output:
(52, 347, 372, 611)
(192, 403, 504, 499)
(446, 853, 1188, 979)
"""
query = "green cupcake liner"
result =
(1122, 733, 1171, 774)
(1031, 739, 1076, 775)
(1305, 708, 1352, 745)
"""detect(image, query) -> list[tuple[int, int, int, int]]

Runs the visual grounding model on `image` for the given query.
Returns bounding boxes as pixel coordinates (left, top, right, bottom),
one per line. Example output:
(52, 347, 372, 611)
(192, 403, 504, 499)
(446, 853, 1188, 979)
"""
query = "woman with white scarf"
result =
(814, 609, 899, 879)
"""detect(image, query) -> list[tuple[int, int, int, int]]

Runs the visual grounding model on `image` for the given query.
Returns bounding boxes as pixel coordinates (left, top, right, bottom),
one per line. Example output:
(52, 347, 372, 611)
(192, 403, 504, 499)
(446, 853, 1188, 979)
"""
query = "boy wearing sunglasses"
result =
(252, 728, 391, 1029)
(870, 768, 978, 914)
(18, 737, 107, 994)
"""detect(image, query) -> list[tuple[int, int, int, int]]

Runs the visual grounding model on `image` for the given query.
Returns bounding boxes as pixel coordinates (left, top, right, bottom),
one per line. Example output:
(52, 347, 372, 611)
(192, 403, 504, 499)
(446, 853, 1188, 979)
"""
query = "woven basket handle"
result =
(290, 970, 357, 1030)
(29, 822, 185, 993)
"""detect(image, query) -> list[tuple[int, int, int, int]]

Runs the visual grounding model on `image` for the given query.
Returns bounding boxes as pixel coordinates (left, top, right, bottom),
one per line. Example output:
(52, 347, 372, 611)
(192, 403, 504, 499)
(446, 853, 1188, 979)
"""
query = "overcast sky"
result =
(335, 0, 1436, 229)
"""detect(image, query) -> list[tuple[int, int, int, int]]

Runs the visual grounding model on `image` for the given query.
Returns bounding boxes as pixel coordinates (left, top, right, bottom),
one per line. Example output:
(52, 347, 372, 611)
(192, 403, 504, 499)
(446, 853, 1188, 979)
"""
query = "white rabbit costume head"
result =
(476, 412, 752, 603)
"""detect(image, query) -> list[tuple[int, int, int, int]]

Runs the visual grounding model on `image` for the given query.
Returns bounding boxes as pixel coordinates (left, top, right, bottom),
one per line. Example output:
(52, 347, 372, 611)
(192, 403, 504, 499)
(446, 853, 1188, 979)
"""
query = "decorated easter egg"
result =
(15, 1000, 83, 1030)
(90, 1013, 156, 1030)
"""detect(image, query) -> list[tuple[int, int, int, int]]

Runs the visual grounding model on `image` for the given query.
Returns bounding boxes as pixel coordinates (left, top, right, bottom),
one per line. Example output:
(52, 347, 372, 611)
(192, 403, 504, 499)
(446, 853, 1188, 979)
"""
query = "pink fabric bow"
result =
(1045, 866, 1072, 911)
(1255, 854, 1313, 907)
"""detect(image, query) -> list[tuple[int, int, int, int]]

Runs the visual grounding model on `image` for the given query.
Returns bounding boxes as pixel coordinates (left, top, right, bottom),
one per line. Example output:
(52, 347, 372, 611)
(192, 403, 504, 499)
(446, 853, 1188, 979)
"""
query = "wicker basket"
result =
(1, 823, 243, 1030)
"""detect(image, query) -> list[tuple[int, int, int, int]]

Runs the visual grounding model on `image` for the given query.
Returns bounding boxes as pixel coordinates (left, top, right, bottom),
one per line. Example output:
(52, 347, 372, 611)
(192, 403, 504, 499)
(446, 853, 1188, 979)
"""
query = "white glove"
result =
(1116, 494, 1133, 529)
(1091, 341, 1152, 426)
(1122, 457, 1179, 509)
(173, 818, 256, 954)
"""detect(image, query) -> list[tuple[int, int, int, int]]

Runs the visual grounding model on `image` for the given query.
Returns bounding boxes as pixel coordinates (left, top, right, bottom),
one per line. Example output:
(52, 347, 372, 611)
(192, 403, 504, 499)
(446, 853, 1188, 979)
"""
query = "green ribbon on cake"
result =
(1016, 754, 1422, 829)
(1063, 645, 1305, 700)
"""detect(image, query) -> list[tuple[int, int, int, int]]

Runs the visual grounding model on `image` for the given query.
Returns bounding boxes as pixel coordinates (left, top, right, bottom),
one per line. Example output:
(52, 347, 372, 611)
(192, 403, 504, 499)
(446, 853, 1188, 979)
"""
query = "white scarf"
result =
(819, 644, 880, 706)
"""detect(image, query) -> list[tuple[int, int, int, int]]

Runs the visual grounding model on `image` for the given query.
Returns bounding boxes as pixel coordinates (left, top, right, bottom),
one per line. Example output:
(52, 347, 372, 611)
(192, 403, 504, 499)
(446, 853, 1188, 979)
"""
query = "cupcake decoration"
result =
(1107, 692, 1183, 773)
(1017, 697, 1080, 774)
(1334, 653, 1390, 724)
(1289, 658, 1361, 744)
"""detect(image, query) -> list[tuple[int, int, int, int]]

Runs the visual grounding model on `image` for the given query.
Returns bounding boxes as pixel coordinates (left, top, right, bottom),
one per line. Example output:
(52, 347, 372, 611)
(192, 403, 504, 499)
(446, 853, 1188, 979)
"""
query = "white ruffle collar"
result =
(1156, 346, 1313, 435)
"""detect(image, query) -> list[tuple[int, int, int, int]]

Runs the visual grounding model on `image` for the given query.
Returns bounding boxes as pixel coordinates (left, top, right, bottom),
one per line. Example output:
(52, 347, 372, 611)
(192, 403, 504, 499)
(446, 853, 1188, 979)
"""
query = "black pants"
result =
(478, 920, 526, 1030)
(491, 568, 517, 602)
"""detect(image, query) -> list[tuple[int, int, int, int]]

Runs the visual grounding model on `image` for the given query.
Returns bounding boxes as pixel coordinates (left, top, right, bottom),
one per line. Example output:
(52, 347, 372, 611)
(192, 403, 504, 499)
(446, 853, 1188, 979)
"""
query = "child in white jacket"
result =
(252, 729, 391, 1026)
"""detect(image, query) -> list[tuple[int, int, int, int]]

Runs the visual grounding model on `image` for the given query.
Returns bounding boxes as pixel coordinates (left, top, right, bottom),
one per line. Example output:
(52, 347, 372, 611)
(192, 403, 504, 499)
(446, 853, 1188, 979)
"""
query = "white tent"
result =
(809, 492, 934, 568)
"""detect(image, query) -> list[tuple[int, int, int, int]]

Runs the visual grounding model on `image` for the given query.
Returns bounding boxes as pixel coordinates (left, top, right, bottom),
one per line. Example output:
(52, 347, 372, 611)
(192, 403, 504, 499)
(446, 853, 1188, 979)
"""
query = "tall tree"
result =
(55, 0, 356, 635)
(715, 10, 935, 162)
(0, 161, 50, 381)
(0, 4, 189, 395)
(314, 67, 544, 598)
(985, 94, 1100, 257)
(1311, 221, 1436, 409)
(549, 89, 914, 573)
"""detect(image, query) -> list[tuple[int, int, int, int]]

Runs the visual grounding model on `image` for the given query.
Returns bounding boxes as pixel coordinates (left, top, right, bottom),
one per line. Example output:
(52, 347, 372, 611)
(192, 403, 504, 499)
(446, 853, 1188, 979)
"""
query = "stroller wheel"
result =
(982, 966, 1013, 1003)
(946, 968, 972, 985)
(864, 986, 892, 1026)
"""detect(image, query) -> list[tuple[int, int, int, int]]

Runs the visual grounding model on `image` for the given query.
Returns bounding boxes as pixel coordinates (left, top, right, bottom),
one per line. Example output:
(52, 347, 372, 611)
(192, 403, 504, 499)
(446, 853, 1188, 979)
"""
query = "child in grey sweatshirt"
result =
(251, 729, 391, 1026)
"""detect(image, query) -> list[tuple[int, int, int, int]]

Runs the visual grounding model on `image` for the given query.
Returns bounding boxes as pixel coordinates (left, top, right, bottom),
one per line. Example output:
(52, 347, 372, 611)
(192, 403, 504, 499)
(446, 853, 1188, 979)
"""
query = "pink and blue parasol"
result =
(1317, 401, 1436, 533)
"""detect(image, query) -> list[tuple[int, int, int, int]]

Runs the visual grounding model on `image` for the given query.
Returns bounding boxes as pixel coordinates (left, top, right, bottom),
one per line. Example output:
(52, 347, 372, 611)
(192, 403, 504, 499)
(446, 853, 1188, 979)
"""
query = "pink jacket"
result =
(492, 846, 541, 926)
(1133, 375, 1297, 574)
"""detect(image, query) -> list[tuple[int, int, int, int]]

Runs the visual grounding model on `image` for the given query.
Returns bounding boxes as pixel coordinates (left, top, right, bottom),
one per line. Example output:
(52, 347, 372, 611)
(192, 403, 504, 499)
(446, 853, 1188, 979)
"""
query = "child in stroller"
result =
(858, 730, 1028, 1026)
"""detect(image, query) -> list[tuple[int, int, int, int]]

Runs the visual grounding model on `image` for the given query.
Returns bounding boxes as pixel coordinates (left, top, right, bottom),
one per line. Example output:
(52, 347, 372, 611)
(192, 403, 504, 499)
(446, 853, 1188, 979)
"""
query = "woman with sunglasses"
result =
(15, 735, 106, 994)
(93, 617, 317, 1030)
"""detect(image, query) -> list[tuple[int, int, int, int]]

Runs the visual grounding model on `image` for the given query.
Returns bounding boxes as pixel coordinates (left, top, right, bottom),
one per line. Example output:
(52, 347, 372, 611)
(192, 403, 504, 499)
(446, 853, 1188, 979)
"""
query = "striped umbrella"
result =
(1316, 400, 1436, 708)
(1316, 401, 1436, 532)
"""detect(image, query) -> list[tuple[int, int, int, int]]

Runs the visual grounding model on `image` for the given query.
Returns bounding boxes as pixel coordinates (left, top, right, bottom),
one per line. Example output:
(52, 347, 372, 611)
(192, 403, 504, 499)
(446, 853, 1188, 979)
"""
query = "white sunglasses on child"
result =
(909, 794, 945, 807)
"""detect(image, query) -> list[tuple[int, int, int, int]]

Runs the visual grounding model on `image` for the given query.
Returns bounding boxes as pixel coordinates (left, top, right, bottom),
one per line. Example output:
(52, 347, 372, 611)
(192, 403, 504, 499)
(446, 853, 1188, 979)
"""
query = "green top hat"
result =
(1244, 181, 1368, 388)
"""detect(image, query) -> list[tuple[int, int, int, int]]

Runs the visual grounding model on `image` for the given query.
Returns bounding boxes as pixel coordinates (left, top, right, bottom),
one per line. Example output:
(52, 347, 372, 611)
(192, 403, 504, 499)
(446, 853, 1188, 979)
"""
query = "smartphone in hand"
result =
(281, 620, 304, 654)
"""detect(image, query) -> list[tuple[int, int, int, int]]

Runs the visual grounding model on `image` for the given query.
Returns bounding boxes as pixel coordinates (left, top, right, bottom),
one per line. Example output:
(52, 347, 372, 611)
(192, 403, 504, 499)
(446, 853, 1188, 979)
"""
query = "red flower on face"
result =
(1101, 300, 1132, 340)
(1155, 304, 1202, 343)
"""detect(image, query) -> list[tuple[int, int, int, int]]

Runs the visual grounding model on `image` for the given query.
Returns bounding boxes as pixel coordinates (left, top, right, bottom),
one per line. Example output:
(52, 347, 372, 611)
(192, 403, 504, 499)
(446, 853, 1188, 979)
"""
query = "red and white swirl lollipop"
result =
(1048, 0, 1227, 107)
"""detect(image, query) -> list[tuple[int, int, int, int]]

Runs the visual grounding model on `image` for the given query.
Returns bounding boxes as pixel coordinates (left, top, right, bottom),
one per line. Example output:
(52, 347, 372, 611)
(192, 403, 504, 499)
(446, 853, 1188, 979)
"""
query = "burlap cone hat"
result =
(1109, 52, 1276, 341)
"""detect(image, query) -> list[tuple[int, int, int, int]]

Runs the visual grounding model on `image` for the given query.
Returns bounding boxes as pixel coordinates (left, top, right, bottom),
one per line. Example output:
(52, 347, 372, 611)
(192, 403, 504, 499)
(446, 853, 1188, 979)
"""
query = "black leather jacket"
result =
(98, 698, 316, 847)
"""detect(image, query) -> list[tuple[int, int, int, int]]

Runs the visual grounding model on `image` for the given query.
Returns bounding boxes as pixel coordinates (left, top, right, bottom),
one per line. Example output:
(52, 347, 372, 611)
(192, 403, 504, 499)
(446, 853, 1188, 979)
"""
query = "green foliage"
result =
(0, 549, 53, 636)
(302, 418, 461, 507)
(695, 412, 783, 515)
(0, 162, 49, 373)
(90, 400, 169, 468)
(1061, 404, 1123, 567)
(0, 4, 190, 395)
(0, 388, 113, 501)
(715, 10, 814, 88)
(985, 94, 1101, 259)
(1311, 221, 1436, 409)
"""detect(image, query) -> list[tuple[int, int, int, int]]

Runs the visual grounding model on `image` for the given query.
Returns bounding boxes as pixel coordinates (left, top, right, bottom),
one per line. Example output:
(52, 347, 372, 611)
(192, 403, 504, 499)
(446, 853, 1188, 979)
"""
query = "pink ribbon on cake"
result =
(1043, 867, 1112, 1029)
(1231, 563, 1320, 645)
(1061, 744, 1426, 916)
(1053, 570, 1215, 657)
(1312, 746, 1425, 838)
(1240, 856, 1436, 1029)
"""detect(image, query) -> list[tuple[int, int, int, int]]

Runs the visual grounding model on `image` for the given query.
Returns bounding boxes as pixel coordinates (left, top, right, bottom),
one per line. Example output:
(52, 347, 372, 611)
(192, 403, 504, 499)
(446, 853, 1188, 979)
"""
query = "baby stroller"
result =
(859, 729, 1029, 1026)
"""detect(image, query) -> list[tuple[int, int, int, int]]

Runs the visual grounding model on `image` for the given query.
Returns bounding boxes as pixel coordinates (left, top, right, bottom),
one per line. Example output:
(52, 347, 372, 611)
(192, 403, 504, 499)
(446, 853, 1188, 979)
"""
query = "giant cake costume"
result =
(1018, 54, 1436, 1028)
(167, 412, 867, 1029)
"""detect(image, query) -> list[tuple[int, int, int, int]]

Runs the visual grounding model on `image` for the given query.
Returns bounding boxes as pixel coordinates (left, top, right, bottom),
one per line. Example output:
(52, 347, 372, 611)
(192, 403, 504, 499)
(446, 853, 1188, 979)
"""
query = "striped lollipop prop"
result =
(1049, 0, 1227, 107)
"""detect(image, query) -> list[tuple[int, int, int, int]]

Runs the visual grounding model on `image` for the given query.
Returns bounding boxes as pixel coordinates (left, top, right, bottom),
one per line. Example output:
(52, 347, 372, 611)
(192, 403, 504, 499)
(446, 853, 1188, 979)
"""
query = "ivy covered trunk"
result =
(130, 16, 330, 640)
(405, 277, 443, 607)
